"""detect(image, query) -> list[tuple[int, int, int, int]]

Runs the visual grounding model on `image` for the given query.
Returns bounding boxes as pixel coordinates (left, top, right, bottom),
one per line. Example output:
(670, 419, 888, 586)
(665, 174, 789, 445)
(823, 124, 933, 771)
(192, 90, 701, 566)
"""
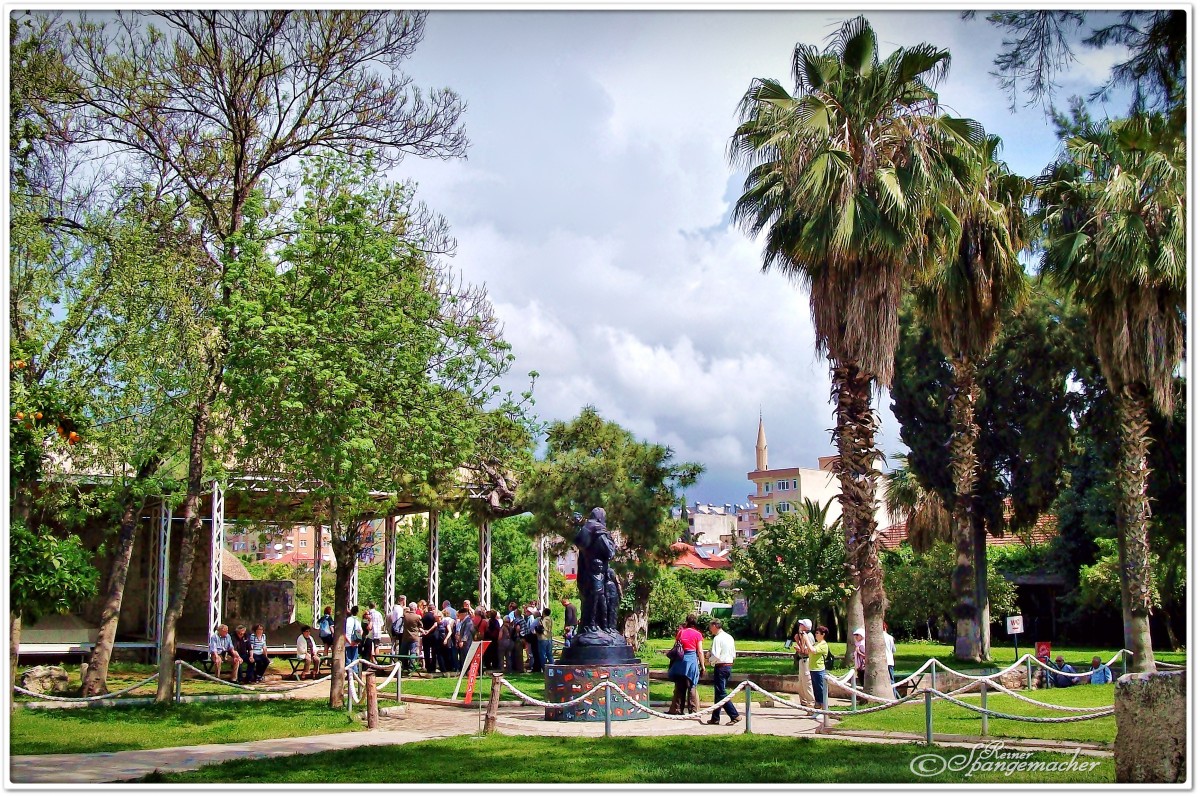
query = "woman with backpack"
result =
(808, 625, 831, 720)
(317, 606, 335, 655)
(666, 614, 706, 718)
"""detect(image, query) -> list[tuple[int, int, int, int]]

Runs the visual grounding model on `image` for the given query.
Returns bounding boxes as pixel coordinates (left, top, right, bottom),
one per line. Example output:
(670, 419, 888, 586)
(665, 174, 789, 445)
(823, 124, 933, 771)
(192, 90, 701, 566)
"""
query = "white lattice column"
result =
(209, 482, 225, 634)
(427, 511, 440, 608)
(146, 502, 161, 640)
(349, 557, 359, 607)
(478, 520, 492, 609)
(383, 516, 397, 610)
(536, 535, 550, 610)
(155, 500, 171, 641)
(312, 525, 323, 625)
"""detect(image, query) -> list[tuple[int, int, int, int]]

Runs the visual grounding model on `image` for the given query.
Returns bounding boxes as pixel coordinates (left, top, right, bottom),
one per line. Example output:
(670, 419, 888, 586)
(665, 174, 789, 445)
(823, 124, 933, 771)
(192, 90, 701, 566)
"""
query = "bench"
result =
(281, 654, 332, 678)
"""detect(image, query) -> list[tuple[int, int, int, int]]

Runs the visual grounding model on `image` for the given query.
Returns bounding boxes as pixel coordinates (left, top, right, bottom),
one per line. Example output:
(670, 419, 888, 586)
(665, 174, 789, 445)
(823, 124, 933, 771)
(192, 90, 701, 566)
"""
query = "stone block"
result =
(1115, 669, 1185, 783)
(19, 665, 69, 695)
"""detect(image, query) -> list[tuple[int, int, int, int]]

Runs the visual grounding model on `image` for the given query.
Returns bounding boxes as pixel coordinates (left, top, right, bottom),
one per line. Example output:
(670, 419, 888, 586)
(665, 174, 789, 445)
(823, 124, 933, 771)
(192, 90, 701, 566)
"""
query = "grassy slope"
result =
(10, 700, 355, 756)
(146, 734, 1114, 784)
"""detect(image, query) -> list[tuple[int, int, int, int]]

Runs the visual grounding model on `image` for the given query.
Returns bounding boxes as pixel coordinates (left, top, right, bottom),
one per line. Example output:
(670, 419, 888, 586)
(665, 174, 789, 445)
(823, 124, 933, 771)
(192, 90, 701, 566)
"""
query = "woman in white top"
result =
(793, 618, 817, 707)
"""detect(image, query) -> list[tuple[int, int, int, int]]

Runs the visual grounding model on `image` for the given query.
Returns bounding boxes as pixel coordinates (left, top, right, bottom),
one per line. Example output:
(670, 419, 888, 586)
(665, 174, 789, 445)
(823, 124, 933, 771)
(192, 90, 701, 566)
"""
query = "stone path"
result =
(8, 700, 1108, 784)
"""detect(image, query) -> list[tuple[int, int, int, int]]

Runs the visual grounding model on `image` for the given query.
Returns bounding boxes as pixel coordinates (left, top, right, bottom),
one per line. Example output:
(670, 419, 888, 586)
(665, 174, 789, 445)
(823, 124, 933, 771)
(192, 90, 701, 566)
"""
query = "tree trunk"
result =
(622, 580, 651, 651)
(948, 358, 981, 662)
(82, 500, 144, 696)
(328, 502, 349, 709)
(1114, 387, 1156, 673)
(831, 362, 891, 699)
(843, 588, 863, 665)
(972, 515, 991, 660)
(83, 454, 165, 697)
(155, 396, 213, 702)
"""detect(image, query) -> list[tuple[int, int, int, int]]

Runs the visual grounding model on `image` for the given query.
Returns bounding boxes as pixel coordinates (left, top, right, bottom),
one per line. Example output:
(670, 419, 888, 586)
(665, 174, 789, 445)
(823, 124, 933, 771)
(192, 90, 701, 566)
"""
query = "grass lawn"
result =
(10, 700, 356, 756)
(143, 733, 1113, 784)
(15, 662, 262, 701)
(835, 684, 1118, 745)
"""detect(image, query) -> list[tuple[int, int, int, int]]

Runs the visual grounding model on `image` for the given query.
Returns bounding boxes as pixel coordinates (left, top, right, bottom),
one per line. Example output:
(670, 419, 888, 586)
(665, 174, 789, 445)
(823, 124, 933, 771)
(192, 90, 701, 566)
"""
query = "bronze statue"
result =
(557, 506, 637, 665)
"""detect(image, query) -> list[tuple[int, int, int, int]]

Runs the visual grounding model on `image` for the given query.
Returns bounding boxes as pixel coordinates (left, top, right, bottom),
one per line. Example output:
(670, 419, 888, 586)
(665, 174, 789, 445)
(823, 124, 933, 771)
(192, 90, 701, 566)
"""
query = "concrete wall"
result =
(1115, 670, 1186, 783)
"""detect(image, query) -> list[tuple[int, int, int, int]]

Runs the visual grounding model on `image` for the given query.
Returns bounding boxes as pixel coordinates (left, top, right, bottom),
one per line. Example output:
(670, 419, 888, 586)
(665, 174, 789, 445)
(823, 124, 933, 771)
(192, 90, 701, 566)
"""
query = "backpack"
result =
(825, 650, 836, 670)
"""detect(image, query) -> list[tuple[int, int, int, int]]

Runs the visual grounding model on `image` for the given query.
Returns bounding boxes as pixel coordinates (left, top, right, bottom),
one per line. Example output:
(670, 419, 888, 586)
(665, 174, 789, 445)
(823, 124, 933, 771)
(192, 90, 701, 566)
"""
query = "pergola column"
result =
(428, 511, 440, 608)
(478, 520, 492, 610)
(350, 557, 359, 607)
(536, 535, 550, 610)
(383, 516, 397, 610)
(312, 524, 323, 625)
(209, 481, 225, 634)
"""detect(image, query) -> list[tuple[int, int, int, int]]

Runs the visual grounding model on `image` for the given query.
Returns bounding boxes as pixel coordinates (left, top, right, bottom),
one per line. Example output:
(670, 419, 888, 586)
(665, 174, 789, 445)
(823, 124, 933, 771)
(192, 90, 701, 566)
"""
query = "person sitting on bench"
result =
(295, 625, 320, 679)
(208, 624, 242, 681)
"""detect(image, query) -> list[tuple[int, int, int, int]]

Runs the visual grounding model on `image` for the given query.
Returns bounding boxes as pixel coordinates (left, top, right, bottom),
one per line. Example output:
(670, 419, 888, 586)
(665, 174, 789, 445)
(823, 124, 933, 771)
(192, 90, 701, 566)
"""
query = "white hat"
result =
(799, 619, 812, 630)
(853, 627, 865, 637)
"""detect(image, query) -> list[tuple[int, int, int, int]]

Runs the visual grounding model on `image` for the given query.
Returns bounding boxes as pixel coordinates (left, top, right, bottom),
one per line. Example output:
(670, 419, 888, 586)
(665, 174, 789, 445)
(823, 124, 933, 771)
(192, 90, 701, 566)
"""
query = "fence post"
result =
(980, 681, 988, 737)
(396, 661, 402, 705)
(365, 669, 379, 730)
(744, 683, 752, 734)
(346, 671, 354, 718)
(820, 682, 829, 733)
(483, 673, 501, 733)
(174, 661, 182, 704)
(930, 660, 937, 694)
(924, 689, 933, 745)
(603, 682, 612, 738)
(850, 670, 857, 712)
(1026, 657, 1033, 692)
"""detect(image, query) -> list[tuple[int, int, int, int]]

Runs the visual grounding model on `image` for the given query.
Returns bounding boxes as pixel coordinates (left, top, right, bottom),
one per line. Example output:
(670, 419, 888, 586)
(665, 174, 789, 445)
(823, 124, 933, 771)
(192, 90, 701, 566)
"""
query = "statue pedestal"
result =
(544, 663, 649, 722)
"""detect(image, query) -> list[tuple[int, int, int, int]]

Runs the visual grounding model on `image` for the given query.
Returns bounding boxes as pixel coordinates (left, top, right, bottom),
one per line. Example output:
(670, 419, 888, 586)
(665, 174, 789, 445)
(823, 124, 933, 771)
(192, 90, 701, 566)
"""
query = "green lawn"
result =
(15, 662, 263, 701)
(10, 700, 356, 756)
(142, 733, 1113, 784)
(835, 683, 1118, 745)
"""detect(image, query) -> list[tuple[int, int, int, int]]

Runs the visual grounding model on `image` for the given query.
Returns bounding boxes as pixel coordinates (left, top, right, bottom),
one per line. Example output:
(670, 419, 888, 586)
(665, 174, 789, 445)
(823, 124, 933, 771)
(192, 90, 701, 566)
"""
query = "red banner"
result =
(463, 640, 490, 704)
(1035, 641, 1052, 660)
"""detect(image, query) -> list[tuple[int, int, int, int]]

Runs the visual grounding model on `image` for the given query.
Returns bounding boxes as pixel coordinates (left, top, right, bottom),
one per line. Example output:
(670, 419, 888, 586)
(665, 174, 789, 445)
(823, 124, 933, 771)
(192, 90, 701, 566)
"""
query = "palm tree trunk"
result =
(831, 362, 891, 699)
(948, 357, 981, 662)
(972, 513, 991, 660)
(1114, 386, 1156, 673)
(155, 397, 213, 702)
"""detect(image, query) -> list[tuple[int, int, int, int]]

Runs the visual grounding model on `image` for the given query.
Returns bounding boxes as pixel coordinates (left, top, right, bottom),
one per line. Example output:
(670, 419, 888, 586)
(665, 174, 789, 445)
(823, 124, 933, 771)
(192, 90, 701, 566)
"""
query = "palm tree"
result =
(1038, 113, 1185, 673)
(911, 136, 1031, 662)
(883, 456, 952, 555)
(729, 16, 974, 699)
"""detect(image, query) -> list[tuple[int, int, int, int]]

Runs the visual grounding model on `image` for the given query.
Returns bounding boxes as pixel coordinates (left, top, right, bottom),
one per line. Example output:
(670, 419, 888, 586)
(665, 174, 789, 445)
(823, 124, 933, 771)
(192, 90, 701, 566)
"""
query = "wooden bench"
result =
(281, 654, 332, 678)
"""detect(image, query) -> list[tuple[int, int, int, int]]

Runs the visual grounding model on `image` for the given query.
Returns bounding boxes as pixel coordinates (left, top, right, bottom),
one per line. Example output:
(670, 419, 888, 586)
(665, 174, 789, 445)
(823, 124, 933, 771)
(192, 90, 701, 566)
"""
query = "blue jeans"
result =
(345, 644, 359, 666)
(888, 665, 899, 698)
(711, 664, 739, 721)
(539, 639, 554, 668)
(810, 669, 827, 708)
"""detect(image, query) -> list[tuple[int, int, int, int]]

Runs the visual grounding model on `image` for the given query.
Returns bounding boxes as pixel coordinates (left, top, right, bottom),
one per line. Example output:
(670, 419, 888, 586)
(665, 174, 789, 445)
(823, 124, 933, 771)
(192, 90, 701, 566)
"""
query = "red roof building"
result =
(669, 542, 732, 570)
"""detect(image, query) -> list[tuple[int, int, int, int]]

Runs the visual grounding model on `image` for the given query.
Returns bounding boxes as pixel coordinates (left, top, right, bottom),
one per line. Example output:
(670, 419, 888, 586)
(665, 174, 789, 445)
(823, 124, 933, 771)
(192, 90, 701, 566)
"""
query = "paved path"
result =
(8, 701, 1108, 784)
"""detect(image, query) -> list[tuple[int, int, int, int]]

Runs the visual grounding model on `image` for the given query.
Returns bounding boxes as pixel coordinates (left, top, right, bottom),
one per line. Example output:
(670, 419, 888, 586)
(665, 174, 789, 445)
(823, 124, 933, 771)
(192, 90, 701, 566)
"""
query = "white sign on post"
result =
(1006, 615, 1024, 635)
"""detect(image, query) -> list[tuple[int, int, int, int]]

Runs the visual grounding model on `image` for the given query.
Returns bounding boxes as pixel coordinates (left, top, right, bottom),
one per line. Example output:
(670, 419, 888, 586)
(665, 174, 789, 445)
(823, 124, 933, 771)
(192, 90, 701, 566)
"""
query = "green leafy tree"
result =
(56, 10, 469, 701)
(648, 569, 694, 637)
(729, 507, 851, 640)
(1038, 113, 1185, 672)
(729, 16, 974, 697)
(223, 156, 511, 706)
(519, 407, 701, 647)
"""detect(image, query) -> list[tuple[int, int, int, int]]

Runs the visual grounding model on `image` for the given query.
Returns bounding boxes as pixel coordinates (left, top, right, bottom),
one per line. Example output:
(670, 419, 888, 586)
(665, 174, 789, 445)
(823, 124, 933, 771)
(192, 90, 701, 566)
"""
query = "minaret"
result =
(755, 413, 768, 471)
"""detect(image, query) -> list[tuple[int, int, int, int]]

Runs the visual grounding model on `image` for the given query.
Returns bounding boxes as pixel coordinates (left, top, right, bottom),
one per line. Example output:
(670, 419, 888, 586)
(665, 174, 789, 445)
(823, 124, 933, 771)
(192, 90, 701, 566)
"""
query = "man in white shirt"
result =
(368, 602, 385, 643)
(208, 624, 241, 681)
(345, 604, 363, 665)
(706, 619, 741, 726)
(295, 625, 320, 680)
(883, 621, 898, 698)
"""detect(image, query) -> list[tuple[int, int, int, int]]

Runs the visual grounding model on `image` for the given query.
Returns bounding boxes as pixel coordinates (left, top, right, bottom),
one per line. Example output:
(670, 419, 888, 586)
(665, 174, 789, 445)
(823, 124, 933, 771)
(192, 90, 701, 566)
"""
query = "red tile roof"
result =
(878, 513, 1058, 551)
(669, 542, 732, 570)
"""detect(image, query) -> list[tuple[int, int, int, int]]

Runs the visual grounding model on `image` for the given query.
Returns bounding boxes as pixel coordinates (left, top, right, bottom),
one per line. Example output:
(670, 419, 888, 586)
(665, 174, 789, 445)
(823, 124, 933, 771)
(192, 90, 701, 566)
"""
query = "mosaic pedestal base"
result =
(544, 663, 649, 721)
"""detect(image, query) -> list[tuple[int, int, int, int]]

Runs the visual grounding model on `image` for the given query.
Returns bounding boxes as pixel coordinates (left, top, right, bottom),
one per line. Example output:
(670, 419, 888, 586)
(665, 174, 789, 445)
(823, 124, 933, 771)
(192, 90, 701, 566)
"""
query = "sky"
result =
(391, 9, 1131, 505)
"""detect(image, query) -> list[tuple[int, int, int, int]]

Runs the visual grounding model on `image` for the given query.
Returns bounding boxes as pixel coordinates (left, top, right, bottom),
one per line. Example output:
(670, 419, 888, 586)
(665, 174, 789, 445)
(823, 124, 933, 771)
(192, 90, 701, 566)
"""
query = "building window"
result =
(792, 479, 798, 490)
(777, 501, 792, 513)
(299, 540, 307, 548)
(764, 504, 773, 516)
(776, 479, 789, 491)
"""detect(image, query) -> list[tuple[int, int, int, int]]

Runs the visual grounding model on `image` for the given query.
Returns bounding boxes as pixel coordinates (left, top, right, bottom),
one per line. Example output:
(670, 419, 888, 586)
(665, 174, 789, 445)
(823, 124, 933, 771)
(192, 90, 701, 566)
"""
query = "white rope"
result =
(931, 689, 1115, 723)
(497, 677, 610, 709)
(12, 672, 159, 702)
(742, 682, 822, 715)
(1026, 651, 1126, 679)
(606, 680, 748, 720)
(178, 660, 332, 692)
